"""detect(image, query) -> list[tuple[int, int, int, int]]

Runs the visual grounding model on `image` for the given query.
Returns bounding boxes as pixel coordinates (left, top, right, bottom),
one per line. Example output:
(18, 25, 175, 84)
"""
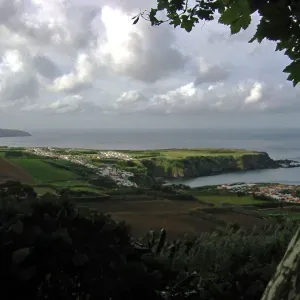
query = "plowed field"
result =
(0, 158, 35, 184)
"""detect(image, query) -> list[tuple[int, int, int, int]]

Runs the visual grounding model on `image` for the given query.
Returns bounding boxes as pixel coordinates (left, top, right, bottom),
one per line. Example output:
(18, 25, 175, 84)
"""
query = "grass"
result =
(9, 158, 78, 183)
(260, 209, 300, 219)
(70, 186, 105, 194)
(120, 149, 259, 160)
(194, 194, 267, 206)
(50, 180, 90, 187)
(34, 186, 57, 195)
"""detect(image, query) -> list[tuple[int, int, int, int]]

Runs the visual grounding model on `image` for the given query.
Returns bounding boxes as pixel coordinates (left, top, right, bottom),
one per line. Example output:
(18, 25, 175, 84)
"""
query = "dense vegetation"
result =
(0, 180, 298, 299)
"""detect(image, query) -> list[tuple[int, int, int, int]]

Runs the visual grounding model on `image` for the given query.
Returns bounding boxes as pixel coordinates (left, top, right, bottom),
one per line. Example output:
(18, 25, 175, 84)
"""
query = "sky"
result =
(0, 0, 299, 130)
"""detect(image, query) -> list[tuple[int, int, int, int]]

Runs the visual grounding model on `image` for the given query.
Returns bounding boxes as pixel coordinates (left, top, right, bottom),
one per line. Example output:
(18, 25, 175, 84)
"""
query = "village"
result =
(25, 147, 137, 187)
(217, 183, 300, 203)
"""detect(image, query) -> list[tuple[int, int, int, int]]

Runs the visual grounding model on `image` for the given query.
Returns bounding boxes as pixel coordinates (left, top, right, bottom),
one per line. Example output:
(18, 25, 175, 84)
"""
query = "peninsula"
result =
(0, 128, 31, 138)
(120, 148, 300, 179)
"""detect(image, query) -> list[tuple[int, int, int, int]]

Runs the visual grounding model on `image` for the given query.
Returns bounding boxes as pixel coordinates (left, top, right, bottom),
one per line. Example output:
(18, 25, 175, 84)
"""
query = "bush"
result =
(89, 176, 118, 188)
(0, 181, 37, 199)
(0, 198, 163, 300)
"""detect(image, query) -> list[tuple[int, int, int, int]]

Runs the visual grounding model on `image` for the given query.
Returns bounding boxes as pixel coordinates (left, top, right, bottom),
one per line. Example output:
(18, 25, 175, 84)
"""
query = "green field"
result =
(70, 186, 106, 193)
(120, 148, 259, 159)
(9, 158, 78, 183)
(50, 180, 90, 187)
(260, 209, 300, 219)
(194, 194, 267, 206)
(34, 186, 58, 195)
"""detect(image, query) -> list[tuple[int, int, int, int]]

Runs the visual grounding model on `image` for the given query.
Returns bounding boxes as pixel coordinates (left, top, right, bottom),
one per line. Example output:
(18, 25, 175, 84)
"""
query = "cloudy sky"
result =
(0, 0, 299, 130)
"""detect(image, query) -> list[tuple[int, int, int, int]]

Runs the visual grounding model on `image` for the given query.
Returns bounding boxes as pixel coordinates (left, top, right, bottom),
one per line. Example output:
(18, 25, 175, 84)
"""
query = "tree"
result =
(133, 0, 300, 86)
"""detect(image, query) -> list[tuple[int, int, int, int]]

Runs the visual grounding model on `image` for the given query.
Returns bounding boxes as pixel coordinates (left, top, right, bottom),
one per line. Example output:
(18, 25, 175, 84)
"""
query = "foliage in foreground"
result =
(134, 0, 300, 86)
(0, 185, 298, 299)
(0, 199, 162, 300)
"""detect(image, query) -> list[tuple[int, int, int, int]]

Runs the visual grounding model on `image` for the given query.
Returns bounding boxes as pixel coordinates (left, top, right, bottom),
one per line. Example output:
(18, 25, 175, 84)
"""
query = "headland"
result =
(0, 128, 31, 137)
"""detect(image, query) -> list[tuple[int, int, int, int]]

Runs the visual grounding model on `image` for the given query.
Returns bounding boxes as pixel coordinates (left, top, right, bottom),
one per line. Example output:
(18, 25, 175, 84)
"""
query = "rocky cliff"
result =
(141, 152, 279, 179)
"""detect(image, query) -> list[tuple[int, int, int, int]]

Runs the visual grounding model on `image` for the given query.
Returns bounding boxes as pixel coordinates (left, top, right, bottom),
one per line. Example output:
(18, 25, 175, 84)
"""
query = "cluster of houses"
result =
(25, 147, 137, 187)
(217, 183, 300, 203)
(93, 151, 133, 161)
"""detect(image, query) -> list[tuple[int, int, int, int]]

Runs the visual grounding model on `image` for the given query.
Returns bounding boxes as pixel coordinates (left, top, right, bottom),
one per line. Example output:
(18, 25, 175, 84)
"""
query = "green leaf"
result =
(283, 60, 300, 87)
(18, 266, 36, 281)
(219, 4, 241, 25)
(169, 15, 181, 27)
(102, 222, 117, 232)
(72, 252, 89, 267)
(157, 0, 169, 10)
(12, 247, 31, 265)
(10, 220, 23, 234)
(132, 16, 139, 25)
(52, 228, 72, 244)
(230, 14, 251, 34)
(149, 9, 158, 25)
(219, 0, 251, 34)
(181, 19, 195, 32)
(180, 15, 195, 32)
(67, 208, 79, 221)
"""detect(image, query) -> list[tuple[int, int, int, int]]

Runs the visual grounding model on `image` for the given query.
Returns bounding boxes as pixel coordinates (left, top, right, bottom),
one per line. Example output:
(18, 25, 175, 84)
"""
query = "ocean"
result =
(1, 127, 300, 187)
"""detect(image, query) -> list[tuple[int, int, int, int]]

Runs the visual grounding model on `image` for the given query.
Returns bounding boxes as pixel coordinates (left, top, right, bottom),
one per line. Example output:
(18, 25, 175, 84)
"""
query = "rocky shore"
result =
(275, 159, 300, 168)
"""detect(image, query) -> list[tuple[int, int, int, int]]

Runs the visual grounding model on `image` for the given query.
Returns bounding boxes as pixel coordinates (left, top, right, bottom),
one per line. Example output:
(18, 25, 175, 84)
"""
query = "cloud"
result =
(245, 82, 263, 104)
(47, 95, 100, 114)
(51, 53, 96, 93)
(0, 0, 298, 129)
(23, 94, 104, 115)
(110, 80, 300, 116)
(117, 90, 147, 104)
(194, 57, 230, 85)
(0, 49, 40, 106)
(33, 54, 61, 79)
(98, 5, 187, 82)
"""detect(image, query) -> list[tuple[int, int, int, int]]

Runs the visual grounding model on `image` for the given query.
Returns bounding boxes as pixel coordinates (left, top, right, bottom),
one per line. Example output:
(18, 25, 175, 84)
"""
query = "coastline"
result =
(0, 146, 299, 188)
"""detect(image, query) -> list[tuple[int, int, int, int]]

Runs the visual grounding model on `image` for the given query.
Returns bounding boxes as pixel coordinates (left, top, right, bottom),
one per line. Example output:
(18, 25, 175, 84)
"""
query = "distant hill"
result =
(0, 129, 31, 138)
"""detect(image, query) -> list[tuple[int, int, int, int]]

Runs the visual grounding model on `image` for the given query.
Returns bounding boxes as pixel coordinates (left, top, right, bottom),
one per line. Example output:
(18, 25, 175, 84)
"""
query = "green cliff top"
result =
(121, 148, 261, 160)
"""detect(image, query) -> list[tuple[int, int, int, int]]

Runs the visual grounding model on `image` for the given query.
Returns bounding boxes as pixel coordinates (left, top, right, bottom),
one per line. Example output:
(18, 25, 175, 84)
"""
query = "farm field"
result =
(213, 212, 272, 228)
(194, 194, 267, 205)
(120, 148, 259, 159)
(8, 158, 77, 183)
(34, 186, 58, 195)
(79, 197, 275, 239)
(0, 151, 111, 194)
(80, 199, 216, 238)
(0, 158, 35, 184)
(258, 207, 300, 219)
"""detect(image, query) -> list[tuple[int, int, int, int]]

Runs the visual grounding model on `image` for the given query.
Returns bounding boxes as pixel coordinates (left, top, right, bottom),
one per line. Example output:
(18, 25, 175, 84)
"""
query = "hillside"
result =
(0, 128, 31, 137)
